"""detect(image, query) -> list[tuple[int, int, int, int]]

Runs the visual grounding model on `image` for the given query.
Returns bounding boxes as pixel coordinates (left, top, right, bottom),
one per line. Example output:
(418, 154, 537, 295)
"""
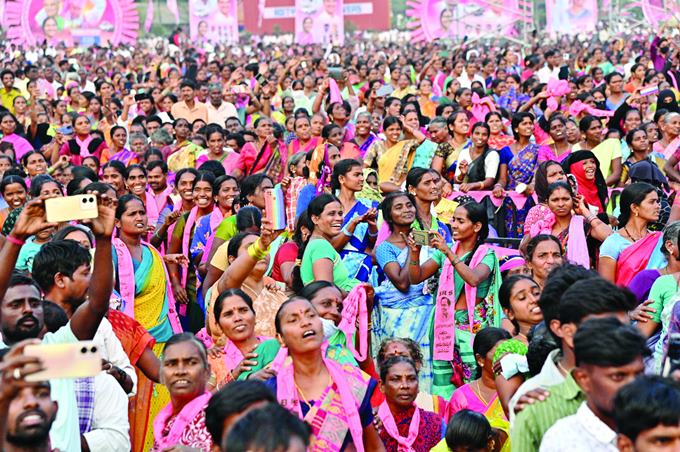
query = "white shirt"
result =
(454, 147, 500, 181)
(83, 372, 131, 452)
(539, 402, 618, 452)
(509, 349, 565, 424)
(206, 101, 238, 126)
(537, 65, 561, 83)
(457, 72, 486, 89)
(94, 317, 138, 395)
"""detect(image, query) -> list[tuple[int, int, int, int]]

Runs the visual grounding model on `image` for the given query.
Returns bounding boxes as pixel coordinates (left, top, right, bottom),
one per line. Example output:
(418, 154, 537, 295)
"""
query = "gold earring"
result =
(635, 211, 639, 217)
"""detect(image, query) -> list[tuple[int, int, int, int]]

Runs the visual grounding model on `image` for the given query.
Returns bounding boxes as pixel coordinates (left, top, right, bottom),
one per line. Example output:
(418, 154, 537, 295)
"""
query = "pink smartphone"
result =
(263, 187, 287, 231)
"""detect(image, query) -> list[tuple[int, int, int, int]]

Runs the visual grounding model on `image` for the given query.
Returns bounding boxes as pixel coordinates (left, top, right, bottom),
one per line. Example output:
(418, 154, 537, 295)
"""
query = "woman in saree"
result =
(288, 116, 321, 157)
(628, 222, 680, 303)
(168, 171, 216, 333)
(431, 110, 471, 183)
(523, 235, 564, 290)
(292, 193, 361, 294)
(196, 124, 230, 167)
(267, 297, 385, 452)
(449, 327, 512, 452)
(408, 201, 501, 399)
(377, 356, 445, 452)
(599, 182, 663, 285)
(352, 111, 379, 159)
(454, 122, 500, 193)
(363, 116, 401, 170)
(378, 111, 429, 187)
(112, 194, 182, 451)
(406, 168, 452, 242)
(206, 288, 278, 389)
(153, 333, 213, 451)
(537, 116, 573, 164)
(333, 158, 379, 282)
(494, 112, 539, 238)
(486, 111, 515, 151)
(524, 181, 612, 268)
(105, 125, 137, 166)
(562, 150, 610, 221)
(235, 117, 287, 182)
(620, 127, 653, 185)
(0, 111, 33, 161)
(101, 160, 129, 198)
(373, 192, 436, 390)
(57, 114, 108, 166)
(150, 168, 198, 250)
(0, 175, 27, 232)
(167, 118, 205, 172)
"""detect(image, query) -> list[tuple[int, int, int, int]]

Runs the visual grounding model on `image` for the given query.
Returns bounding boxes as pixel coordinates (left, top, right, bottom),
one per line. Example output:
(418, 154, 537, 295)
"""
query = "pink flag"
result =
(166, 0, 180, 24)
(145, 0, 154, 32)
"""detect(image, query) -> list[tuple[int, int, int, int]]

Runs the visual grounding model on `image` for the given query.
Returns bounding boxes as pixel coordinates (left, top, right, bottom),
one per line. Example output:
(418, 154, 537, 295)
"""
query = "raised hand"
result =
(82, 191, 117, 238)
(10, 199, 58, 241)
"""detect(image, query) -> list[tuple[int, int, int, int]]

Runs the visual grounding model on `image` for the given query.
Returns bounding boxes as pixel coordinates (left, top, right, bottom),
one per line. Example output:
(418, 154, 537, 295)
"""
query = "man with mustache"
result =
(0, 341, 58, 452)
(0, 195, 115, 451)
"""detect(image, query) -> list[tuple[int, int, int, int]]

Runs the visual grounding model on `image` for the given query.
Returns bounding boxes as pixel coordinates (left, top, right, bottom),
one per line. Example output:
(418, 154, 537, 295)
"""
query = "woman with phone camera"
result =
(373, 192, 436, 391)
(112, 194, 182, 450)
(168, 171, 216, 333)
(154, 333, 213, 451)
(407, 201, 501, 399)
(267, 297, 385, 452)
(332, 158, 379, 283)
(523, 181, 612, 269)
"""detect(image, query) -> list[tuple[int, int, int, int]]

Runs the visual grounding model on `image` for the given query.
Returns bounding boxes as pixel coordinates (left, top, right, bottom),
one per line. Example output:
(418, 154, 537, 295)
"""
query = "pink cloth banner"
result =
(545, 0, 598, 35)
(295, 0, 344, 45)
(189, 0, 238, 44)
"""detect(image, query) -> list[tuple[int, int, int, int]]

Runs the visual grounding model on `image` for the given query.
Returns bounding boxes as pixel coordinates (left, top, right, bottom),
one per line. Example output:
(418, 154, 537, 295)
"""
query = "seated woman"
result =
(523, 235, 564, 290)
(454, 122, 500, 193)
(599, 182, 664, 285)
(377, 356, 444, 451)
(431, 409, 499, 452)
(373, 192, 436, 390)
(562, 150, 609, 222)
(524, 181, 612, 268)
(537, 116, 572, 164)
(499, 275, 543, 345)
(153, 333, 213, 451)
(206, 288, 278, 390)
(268, 297, 385, 451)
(449, 327, 512, 452)
(408, 201, 501, 398)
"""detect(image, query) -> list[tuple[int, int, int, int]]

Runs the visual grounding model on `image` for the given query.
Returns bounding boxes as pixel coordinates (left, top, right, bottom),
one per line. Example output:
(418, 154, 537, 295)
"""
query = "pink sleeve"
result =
(448, 388, 468, 415)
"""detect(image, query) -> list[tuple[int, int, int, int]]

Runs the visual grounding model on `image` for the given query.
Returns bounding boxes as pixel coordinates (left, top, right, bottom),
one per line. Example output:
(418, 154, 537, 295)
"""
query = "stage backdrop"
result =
(406, 0, 521, 41)
(295, 0, 344, 44)
(2, 0, 139, 45)
(243, 0, 389, 34)
(189, 0, 238, 44)
(545, 0, 598, 35)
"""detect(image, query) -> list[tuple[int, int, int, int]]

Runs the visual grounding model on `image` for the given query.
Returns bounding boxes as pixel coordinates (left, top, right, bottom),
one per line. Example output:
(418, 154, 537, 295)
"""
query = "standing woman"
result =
(495, 112, 540, 238)
(106, 126, 135, 165)
(486, 111, 515, 150)
(236, 117, 286, 182)
(332, 159, 379, 282)
(599, 182, 663, 285)
(102, 160, 129, 198)
(352, 111, 378, 158)
(573, 115, 603, 152)
(0, 111, 33, 161)
(374, 192, 436, 390)
(288, 116, 321, 156)
(167, 118, 204, 173)
(292, 193, 360, 293)
(153, 333, 213, 451)
(432, 110, 471, 182)
(196, 124, 229, 166)
(21, 150, 49, 181)
(537, 116, 572, 163)
(620, 127, 654, 185)
(377, 357, 444, 452)
(364, 116, 403, 170)
(270, 297, 385, 452)
(408, 201, 501, 398)
(168, 172, 216, 332)
(57, 115, 108, 166)
(454, 122, 500, 193)
(112, 194, 182, 451)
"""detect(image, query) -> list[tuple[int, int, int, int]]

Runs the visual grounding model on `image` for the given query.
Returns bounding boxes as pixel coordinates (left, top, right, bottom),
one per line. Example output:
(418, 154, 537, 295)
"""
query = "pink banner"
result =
(407, 0, 521, 41)
(189, 0, 238, 44)
(545, 0, 598, 35)
(3, 0, 139, 46)
(295, 0, 344, 45)
(639, 0, 680, 29)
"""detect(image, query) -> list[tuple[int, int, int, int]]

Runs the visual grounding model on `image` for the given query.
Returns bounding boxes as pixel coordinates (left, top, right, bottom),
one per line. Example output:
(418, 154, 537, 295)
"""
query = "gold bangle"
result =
(247, 239, 268, 260)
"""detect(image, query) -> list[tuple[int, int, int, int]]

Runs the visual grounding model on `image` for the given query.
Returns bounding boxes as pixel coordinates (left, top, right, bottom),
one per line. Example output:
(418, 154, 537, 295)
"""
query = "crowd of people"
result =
(0, 20, 679, 452)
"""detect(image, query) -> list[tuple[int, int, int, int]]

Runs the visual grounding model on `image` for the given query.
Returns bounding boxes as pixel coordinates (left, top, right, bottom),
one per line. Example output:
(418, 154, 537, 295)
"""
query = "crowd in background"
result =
(0, 21, 679, 452)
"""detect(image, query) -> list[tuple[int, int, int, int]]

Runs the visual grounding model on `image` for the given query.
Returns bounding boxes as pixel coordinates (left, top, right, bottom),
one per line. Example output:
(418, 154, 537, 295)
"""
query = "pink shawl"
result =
(378, 401, 420, 452)
(338, 284, 368, 361)
(616, 231, 663, 287)
(153, 391, 211, 450)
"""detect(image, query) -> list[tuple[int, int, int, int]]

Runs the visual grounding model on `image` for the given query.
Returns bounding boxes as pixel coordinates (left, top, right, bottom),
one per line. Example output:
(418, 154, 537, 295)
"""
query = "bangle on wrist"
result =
(368, 229, 378, 237)
(341, 225, 353, 237)
(247, 239, 268, 260)
(6, 235, 25, 246)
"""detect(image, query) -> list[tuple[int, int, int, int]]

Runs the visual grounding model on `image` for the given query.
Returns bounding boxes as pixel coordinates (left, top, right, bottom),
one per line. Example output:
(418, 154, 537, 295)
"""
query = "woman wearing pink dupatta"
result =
(236, 117, 287, 182)
(153, 333, 213, 451)
(523, 181, 612, 269)
(288, 116, 321, 156)
(267, 298, 385, 452)
(0, 111, 33, 161)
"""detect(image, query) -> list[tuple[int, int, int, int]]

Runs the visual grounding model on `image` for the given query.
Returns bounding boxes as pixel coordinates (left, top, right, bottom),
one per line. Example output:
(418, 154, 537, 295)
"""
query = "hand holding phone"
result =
(45, 194, 99, 223)
(263, 187, 286, 231)
(24, 341, 102, 381)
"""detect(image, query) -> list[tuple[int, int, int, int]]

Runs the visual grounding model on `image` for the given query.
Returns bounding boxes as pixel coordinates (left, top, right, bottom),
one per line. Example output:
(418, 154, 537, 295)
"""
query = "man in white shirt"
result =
(536, 50, 562, 83)
(0, 196, 115, 451)
(539, 318, 648, 452)
(206, 83, 237, 126)
(456, 61, 485, 89)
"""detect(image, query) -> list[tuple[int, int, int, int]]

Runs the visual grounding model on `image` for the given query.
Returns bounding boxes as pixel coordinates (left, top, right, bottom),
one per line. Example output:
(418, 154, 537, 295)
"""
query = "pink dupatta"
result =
(338, 285, 369, 361)
(377, 402, 420, 452)
(616, 231, 663, 287)
(222, 335, 269, 370)
(153, 391, 212, 450)
(275, 343, 366, 452)
(433, 244, 490, 361)
(199, 208, 225, 265)
(111, 238, 182, 333)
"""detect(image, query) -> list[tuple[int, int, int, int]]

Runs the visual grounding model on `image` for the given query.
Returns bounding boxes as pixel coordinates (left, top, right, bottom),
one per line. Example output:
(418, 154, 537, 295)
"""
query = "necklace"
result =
(557, 360, 572, 376)
(472, 380, 491, 406)
(294, 374, 332, 406)
(624, 225, 647, 242)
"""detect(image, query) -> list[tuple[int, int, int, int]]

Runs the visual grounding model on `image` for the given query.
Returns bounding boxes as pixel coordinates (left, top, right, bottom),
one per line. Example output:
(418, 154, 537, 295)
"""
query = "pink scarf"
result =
(147, 186, 174, 227)
(153, 391, 211, 450)
(433, 244, 489, 361)
(661, 136, 680, 159)
(275, 343, 365, 452)
(181, 205, 209, 286)
(338, 285, 369, 361)
(222, 336, 269, 370)
(200, 208, 225, 265)
(111, 238, 182, 333)
(566, 215, 590, 268)
(377, 402, 420, 452)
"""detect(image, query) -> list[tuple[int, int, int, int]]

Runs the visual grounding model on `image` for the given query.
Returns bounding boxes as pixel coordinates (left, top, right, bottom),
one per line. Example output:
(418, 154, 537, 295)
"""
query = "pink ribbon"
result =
(470, 92, 494, 123)
(568, 100, 614, 118)
(546, 78, 571, 111)
(338, 285, 368, 361)
(447, 190, 536, 210)
(377, 402, 420, 452)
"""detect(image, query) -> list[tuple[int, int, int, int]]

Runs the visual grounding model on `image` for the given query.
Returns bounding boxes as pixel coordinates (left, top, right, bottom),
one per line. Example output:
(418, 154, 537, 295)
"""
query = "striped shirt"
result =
(510, 373, 586, 452)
